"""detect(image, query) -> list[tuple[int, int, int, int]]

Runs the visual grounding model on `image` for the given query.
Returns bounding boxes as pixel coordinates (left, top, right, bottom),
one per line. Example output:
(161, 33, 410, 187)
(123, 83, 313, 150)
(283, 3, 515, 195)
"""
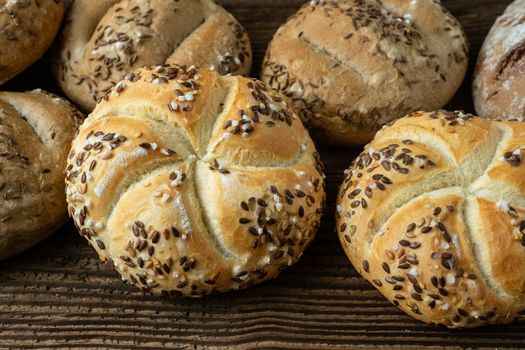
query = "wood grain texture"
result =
(1, 0, 524, 349)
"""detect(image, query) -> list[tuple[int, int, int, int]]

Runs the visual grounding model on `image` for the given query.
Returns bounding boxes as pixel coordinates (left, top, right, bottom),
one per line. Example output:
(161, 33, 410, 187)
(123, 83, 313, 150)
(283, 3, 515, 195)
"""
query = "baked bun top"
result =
(262, 0, 469, 146)
(0, 0, 64, 84)
(55, 0, 252, 111)
(473, 0, 525, 119)
(337, 110, 525, 328)
(65, 64, 326, 297)
(0, 89, 83, 260)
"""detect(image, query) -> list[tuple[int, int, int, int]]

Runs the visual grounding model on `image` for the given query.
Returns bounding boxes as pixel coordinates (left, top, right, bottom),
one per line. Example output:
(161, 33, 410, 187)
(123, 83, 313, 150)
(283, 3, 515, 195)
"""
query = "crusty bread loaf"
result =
(261, 0, 469, 146)
(336, 110, 525, 328)
(0, 90, 83, 261)
(473, 0, 525, 119)
(0, 0, 64, 84)
(65, 64, 326, 297)
(54, 0, 252, 112)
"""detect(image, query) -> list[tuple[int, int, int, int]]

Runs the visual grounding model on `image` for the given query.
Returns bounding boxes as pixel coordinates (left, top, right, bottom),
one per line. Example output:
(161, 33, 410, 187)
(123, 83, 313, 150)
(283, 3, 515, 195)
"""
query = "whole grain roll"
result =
(261, 0, 469, 146)
(0, 0, 64, 84)
(65, 64, 326, 297)
(54, 0, 252, 112)
(0, 90, 83, 261)
(473, 0, 525, 119)
(336, 110, 525, 328)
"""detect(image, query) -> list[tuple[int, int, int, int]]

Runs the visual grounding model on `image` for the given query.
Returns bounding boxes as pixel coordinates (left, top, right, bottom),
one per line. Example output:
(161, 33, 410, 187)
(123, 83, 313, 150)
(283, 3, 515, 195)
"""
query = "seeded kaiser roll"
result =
(337, 110, 525, 328)
(261, 0, 469, 146)
(65, 64, 326, 297)
(54, 0, 252, 112)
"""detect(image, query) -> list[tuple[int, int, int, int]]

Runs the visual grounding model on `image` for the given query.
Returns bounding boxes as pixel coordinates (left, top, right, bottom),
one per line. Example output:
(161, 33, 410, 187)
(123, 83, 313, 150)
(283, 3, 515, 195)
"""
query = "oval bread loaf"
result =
(473, 0, 525, 119)
(261, 0, 469, 146)
(0, 90, 83, 260)
(54, 0, 252, 111)
(337, 110, 525, 328)
(0, 0, 64, 84)
(65, 64, 326, 297)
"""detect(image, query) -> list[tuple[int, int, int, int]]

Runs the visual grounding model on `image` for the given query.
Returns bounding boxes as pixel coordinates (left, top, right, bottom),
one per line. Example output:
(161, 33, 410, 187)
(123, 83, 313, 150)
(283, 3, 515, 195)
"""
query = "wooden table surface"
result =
(2, 0, 524, 349)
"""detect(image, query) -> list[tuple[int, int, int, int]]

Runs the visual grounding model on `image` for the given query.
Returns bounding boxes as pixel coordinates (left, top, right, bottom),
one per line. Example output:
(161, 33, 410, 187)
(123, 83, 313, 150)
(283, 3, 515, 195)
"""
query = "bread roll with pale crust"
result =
(54, 0, 252, 112)
(65, 64, 326, 297)
(0, 90, 83, 261)
(337, 110, 525, 328)
(261, 0, 469, 146)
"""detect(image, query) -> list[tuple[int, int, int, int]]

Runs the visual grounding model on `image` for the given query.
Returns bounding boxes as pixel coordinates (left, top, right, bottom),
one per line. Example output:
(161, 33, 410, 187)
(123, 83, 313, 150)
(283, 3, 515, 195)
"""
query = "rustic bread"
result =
(336, 110, 525, 328)
(261, 0, 469, 146)
(54, 0, 252, 112)
(0, 0, 64, 84)
(473, 0, 525, 119)
(0, 90, 83, 261)
(65, 64, 326, 297)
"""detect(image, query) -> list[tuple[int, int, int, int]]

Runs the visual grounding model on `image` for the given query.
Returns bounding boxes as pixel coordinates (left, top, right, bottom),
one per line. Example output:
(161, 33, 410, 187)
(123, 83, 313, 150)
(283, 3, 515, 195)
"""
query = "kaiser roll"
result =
(54, 0, 252, 112)
(0, 90, 83, 261)
(261, 0, 469, 146)
(473, 0, 525, 119)
(65, 64, 326, 297)
(336, 110, 525, 328)
(0, 0, 64, 84)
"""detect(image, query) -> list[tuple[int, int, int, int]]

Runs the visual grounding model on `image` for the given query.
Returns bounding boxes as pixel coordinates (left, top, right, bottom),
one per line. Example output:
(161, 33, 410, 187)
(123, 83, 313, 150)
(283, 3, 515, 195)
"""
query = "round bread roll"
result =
(54, 0, 252, 112)
(65, 64, 326, 297)
(0, 90, 83, 261)
(473, 0, 525, 119)
(261, 0, 469, 146)
(0, 0, 64, 84)
(336, 110, 525, 328)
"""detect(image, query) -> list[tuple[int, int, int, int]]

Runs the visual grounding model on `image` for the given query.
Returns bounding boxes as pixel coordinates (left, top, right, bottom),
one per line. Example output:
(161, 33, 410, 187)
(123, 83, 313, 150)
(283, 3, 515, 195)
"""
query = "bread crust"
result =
(65, 65, 326, 297)
(336, 110, 525, 328)
(0, 90, 83, 260)
(261, 0, 468, 146)
(54, 0, 252, 112)
(473, 0, 525, 119)
(0, 0, 64, 84)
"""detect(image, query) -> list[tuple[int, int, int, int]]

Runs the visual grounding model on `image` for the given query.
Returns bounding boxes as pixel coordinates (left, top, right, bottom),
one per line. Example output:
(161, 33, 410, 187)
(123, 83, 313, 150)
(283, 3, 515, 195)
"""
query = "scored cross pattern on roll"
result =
(65, 64, 326, 297)
(336, 111, 525, 328)
(54, 0, 252, 112)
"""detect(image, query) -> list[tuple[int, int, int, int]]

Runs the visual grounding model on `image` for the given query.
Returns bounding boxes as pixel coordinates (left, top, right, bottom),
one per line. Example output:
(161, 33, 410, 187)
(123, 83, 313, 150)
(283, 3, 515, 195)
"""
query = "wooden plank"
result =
(1, 0, 523, 349)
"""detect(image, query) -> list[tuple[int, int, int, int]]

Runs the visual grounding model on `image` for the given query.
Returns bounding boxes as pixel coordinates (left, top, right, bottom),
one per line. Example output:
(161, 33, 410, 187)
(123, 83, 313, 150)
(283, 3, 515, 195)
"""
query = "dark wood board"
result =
(1, 0, 523, 349)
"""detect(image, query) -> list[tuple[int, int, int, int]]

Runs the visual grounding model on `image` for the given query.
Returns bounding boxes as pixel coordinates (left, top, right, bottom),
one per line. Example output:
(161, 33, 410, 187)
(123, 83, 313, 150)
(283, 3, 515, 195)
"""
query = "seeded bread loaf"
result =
(54, 0, 252, 112)
(336, 110, 525, 328)
(65, 64, 326, 297)
(0, 90, 83, 261)
(473, 0, 525, 119)
(0, 0, 64, 84)
(261, 0, 469, 146)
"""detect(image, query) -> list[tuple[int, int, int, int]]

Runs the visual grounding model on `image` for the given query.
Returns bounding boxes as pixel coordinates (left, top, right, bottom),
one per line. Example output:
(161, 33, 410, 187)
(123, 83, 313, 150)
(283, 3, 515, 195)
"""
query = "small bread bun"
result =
(54, 0, 252, 112)
(0, 0, 64, 84)
(65, 64, 326, 297)
(261, 0, 469, 146)
(336, 110, 525, 328)
(473, 0, 525, 119)
(0, 90, 83, 261)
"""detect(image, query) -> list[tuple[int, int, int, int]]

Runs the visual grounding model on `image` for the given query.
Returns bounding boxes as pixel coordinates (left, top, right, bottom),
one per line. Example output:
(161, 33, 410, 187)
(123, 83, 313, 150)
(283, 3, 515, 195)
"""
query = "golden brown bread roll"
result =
(65, 64, 326, 297)
(336, 110, 525, 328)
(54, 0, 252, 112)
(261, 0, 469, 146)
(0, 90, 83, 261)
(473, 0, 525, 119)
(0, 0, 64, 84)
